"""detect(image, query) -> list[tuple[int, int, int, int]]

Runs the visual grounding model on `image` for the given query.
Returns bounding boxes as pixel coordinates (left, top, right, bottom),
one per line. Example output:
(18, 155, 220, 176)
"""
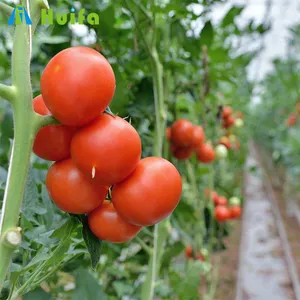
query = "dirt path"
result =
(235, 146, 298, 300)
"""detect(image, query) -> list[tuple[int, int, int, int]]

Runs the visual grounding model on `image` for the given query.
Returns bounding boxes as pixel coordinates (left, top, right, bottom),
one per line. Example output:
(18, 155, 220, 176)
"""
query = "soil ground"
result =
(213, 148, 300, 300)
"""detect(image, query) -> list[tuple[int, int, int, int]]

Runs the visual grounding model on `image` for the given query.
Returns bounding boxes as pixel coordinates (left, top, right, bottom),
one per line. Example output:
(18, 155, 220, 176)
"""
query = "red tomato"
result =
(166, 127, 172, 141)
(229, 206, 242, 219)
(196, 253, 205, 261)
(191, 125, 205, 148)
(286, 113, 297, 126)
(171, 145, 194, 160)
(196, 143, 215, 163)
(33, 95, 77, 161)
(223, 116, 235, 128)
(171, 119, 194, 147)
(215, 206, 230, 222)
(112, 157, 182, 226)
(33, 94, 51, 116)
(296, 104, 300, 113)
(222, 106, 232, 119)
(41, 47, 116, 126)
(216, 196, 228, 206)
(219, 136, 231, 149)
(71, 114, 142, 185)
(88, 200, 142, 243)
(212, 192, 219, 205)
(185, 245, 193, 259)
(236, 111, 244, 119)
(46, 159, 108, 214)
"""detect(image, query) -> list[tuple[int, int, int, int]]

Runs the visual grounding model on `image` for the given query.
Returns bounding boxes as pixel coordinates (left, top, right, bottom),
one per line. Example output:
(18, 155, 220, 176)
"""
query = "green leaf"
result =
(23, 288, 52, 300)
(81, 215, 102, 270)
(72, 269, 107, 300)
(113, 281, 134, 298)
(221, 6, 244, 27)
(22, 169, 46, 224)
(199, 21, 214, 48)
(160, 242, 185, 271)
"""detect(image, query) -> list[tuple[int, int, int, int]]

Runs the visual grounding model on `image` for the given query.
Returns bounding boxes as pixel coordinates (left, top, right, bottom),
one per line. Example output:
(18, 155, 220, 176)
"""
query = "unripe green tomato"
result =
(229, 134, 237, 143)
(229, 197, 241, 206)
(235, 118, 244, 128)
(215, 144, 228, 159)
(201, 248, 209, 257)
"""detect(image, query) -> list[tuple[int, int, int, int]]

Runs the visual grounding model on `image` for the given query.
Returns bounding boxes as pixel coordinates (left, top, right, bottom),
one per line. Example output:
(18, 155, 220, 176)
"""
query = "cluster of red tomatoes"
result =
(33, 46, 182, 243)
(185, 245, 205, 261)
(166, 120, 215, 163)
(206, 190, 242, 222)
(221, 106, 244, 129)
(286, 103, 300, 127)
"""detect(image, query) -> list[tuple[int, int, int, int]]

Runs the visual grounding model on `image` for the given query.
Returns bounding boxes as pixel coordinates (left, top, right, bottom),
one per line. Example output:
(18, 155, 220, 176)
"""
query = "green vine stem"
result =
(0, 0, 50, 292)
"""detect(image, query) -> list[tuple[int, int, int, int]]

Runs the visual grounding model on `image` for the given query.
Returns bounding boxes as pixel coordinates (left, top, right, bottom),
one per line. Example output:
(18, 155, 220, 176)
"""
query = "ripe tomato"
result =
(41, 47, 116, 126)
(46, 159, 108, 214)
(33, 95, 77, 161)
(219, 136, 231, 149)
(191, 125, 205, 148)
(171, 145, 193, 160)
(112, 157, 182, 226)
(223, 115, 235, 128)
(88, 200, 142, 243)
(196, 143, 215, 163)
(71, 114, 142, 185)
(235, 111, 244, 119)
(171, 119, 194, 147)
(33, 94, 51, 115)
(215, 206, 230, 222)
(286, 113, 297, 126)
(166, 127, 172, 141)
(211, 191, 219, 205)
(196, 253, 205, 261)
(229, 206, 242, 219)
(217, 196, 228, 206)
(185, 245, 193, 259)
(222, 106, 232, 119)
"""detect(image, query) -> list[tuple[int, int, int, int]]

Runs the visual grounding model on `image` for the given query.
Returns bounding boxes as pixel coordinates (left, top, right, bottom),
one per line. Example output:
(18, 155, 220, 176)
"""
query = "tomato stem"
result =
(0, 3, 13, 16)
(0, 0, 46, 292)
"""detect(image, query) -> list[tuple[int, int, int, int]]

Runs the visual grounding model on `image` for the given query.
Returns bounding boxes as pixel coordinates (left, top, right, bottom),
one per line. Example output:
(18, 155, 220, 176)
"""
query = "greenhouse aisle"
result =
(235, 147, 297, 300)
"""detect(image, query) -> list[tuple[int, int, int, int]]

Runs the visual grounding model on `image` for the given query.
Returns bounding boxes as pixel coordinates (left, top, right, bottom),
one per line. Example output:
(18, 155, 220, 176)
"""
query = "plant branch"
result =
(0, 0, 46, 292)
(0, 84, 16, 103)
(0, 3, 13, 17)
(129, 0, 151, 20)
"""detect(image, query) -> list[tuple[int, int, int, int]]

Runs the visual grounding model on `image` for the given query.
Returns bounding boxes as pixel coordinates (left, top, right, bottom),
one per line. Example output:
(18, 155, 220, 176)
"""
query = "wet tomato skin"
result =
(41, 47, 116, 126)
(112, 157, 182, 226)
(71, 113, 142, 186)
(33, 94, 77, 161)
(46, 159, 108, 214)
(171, 119, 194, 147)
(88, 200, 142, 243)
